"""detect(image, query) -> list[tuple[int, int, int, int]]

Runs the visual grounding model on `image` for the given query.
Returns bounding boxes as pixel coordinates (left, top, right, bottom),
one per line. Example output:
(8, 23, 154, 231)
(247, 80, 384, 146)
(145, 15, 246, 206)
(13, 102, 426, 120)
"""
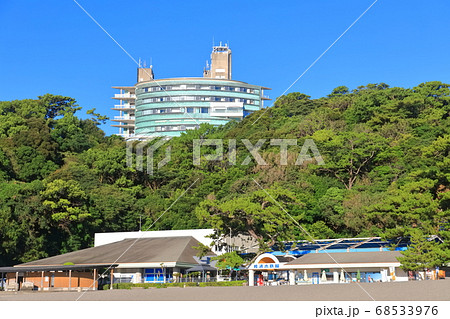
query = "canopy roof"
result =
(186, 264, 217, 272)
(0, 264, 116, 273)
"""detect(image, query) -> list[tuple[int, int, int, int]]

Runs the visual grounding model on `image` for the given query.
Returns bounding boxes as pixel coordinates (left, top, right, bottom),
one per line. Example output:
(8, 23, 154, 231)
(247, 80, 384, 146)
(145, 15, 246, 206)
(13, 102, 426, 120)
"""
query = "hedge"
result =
(102, 280, 247, 290)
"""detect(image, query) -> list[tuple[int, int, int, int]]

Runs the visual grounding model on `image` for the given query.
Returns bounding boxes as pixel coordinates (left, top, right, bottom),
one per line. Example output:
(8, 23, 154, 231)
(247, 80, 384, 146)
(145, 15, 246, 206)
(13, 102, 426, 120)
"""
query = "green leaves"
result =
(41, 179, 90, 229)
(398, 230, 443, 271)
(2, 82, 450, 266)
(196, 185, 302, 251)
(316, 126, 387, 190)
(212, 252, 244, 270)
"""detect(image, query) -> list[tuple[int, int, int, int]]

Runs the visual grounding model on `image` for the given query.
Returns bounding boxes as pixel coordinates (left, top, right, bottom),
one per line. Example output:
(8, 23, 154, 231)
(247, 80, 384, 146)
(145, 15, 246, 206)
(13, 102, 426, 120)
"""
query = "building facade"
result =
(248, 251, 409, 287)
(111, 44, 270, 138)
(0, 236, 215, 291)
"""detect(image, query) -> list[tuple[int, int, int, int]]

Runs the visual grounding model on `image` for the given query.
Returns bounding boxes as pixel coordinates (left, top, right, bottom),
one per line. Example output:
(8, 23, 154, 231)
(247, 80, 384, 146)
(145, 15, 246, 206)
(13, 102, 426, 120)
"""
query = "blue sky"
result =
(1, 0, 449, 136)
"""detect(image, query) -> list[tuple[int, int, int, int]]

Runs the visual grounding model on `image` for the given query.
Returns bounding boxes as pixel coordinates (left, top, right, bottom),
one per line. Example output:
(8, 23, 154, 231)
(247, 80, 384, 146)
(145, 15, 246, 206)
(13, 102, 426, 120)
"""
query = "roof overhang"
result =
(0, 264, 118, 273)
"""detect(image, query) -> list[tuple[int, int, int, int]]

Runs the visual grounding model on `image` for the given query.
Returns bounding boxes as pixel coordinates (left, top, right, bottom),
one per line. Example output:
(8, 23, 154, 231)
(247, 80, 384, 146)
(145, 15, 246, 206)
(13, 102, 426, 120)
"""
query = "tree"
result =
(192, 243, 212, 258)
(50, 113, 92, 153)
(86, 108, 109, 125)
(212, 251, 244, 275)
(328, 86, 349, 97)
(2, 83, 450, 266)
(366, 179, 441, 234)
(196, 185, 303, 251)
(0, 149, 12, 181)
(274, 92, 318, 117)
(38, 94, 81, 119)
(41, 179, 90, 232)
(398, 230, 442, 272)
(314, 127, 387, 190)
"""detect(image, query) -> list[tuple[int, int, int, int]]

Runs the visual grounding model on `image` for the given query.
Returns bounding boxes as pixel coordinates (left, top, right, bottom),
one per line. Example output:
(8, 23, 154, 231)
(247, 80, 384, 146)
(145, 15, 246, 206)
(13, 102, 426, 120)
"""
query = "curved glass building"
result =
(112, 44, 270, 138)
(135, 78, 269, 137)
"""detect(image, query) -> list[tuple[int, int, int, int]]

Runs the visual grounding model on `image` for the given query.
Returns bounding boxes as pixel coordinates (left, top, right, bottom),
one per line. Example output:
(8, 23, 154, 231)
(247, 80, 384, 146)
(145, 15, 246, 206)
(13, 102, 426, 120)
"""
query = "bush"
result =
(102, 282, 199, 290)
(102, 280, 247, 290)
(198, 280, 246, 287)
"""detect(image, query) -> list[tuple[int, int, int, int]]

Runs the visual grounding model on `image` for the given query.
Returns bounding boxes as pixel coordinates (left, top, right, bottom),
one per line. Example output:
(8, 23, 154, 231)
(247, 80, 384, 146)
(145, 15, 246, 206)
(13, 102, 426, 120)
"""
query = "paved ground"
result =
(0, 280, 449, 301)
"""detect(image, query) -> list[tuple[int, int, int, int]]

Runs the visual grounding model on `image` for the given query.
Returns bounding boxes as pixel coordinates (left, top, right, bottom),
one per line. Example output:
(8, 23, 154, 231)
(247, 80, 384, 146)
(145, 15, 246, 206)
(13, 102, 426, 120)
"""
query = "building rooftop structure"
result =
(270, 237, 410, 256)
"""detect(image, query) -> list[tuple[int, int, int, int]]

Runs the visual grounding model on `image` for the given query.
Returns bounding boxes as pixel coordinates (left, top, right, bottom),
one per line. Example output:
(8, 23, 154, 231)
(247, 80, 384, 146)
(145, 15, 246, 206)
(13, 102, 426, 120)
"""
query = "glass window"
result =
(187, 107, 194, 113)
(201, 107, 209, 114)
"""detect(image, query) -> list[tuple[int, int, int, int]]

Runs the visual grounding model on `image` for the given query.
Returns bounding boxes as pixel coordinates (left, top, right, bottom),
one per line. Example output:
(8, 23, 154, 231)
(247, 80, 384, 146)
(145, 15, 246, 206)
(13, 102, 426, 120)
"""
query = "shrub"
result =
(101, 280, 246, 290)
(198, 280, 246, 287)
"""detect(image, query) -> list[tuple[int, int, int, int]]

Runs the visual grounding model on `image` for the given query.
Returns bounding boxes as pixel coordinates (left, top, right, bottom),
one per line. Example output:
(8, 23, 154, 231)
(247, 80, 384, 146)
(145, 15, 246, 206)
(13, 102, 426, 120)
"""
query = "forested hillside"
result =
(1, 82, 449, 266)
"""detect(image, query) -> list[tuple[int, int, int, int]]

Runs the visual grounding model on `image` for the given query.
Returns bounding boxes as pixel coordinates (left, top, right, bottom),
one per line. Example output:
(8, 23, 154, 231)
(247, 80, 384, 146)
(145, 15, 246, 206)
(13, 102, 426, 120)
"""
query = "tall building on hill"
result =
(111, 44, 270, 138)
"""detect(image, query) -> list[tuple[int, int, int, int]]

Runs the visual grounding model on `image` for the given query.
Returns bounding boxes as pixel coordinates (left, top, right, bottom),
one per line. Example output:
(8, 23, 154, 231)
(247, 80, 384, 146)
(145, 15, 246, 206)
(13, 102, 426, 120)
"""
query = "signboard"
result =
(252, 263, 280, 269)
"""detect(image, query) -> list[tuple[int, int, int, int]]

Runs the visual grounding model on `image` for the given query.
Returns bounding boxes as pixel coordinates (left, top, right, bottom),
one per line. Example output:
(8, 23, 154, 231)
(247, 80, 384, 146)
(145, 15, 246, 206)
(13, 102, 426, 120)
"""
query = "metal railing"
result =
(113, 116, 135, 120)
(113, 104, 135, 109)
(114, 93, 136, 99)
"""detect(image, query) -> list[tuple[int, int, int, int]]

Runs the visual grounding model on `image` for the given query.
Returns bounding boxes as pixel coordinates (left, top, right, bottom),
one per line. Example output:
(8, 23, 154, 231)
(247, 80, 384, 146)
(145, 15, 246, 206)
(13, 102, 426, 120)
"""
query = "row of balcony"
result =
(113, 115, 135, 121)
(113, 93, 136, 99)
(112, 104, 135, 110)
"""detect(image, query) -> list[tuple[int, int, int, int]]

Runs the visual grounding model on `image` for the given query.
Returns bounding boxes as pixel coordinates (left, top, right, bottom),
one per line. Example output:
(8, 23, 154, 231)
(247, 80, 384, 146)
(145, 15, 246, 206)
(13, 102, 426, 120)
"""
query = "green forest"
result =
(1, 81, 449, 268)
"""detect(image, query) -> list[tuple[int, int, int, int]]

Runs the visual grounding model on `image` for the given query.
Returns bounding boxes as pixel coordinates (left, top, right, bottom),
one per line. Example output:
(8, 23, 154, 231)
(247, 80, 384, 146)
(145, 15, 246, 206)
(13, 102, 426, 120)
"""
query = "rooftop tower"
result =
(203, 42, 232, 80)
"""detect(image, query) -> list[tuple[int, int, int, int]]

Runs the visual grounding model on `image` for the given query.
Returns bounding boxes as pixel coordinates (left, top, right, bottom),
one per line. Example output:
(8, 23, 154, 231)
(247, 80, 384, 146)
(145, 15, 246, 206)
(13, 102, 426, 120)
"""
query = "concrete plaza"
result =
(0, 280, 449, 301)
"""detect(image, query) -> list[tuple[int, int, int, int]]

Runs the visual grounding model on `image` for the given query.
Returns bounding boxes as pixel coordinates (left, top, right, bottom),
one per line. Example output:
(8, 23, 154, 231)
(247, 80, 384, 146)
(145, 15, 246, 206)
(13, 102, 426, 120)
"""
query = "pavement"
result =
(0, 280, 449, 301)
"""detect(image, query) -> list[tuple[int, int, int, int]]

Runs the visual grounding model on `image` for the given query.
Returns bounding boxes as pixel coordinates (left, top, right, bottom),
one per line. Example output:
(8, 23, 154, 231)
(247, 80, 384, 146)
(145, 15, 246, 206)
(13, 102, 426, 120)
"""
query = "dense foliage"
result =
(1, 81, 449, 268)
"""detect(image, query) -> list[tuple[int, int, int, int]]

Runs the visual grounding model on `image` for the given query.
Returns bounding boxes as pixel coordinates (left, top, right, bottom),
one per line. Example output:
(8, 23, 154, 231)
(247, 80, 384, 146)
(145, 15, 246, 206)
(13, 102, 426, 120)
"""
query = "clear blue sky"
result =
(1, 0, 449, 136)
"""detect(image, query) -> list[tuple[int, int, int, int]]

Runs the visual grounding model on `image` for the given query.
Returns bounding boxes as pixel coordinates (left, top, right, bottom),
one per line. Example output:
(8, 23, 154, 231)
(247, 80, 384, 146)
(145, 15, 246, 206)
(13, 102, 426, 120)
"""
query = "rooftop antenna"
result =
(150, 57, 153, 68)
(143, 60, 147, 68)
(138, 57, 142, 68)
(212, 36, 215, 48)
